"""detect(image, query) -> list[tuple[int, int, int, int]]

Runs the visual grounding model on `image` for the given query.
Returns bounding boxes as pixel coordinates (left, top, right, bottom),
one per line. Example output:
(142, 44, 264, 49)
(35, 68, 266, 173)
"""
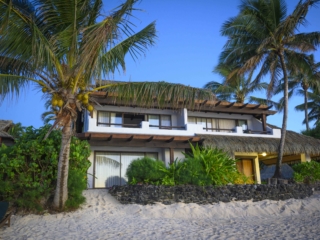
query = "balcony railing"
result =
(92, 122, 280, 138)
(98, 122, 186, 130)
(202, 127, 235, 133)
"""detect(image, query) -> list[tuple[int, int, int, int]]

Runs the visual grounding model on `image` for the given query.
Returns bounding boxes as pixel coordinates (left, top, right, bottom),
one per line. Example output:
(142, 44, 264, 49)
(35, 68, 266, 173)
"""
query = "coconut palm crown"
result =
(205, 65, 278, 106)
(218, 0, 320, 178)
(0, 0, 214, 209)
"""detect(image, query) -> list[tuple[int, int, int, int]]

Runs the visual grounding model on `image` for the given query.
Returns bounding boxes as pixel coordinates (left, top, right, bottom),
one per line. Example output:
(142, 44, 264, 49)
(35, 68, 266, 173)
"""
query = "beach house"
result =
(76, 90, 320, 188)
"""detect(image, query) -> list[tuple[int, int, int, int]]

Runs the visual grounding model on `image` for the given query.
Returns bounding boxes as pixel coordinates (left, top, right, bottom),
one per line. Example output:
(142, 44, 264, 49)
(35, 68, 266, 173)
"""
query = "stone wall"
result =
(108, 184, 313, 205)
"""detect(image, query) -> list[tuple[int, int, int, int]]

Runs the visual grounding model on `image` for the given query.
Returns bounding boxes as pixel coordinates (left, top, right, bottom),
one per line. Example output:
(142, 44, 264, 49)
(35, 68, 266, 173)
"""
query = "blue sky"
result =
(0, 0, 319, 132)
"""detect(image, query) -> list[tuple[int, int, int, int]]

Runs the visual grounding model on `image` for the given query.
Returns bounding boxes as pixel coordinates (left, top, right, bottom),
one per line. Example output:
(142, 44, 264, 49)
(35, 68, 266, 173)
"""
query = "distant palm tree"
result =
(205, 68, 276, 106)
(0, 0, 214, 209)
(218, 0, 320, 178)
(295, 90, 320, 126)
(276, 56, 320, 131)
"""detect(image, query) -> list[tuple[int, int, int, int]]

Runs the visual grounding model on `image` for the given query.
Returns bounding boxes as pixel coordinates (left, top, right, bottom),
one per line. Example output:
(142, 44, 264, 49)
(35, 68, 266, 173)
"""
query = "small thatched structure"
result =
(0, 120, 14, 145)
(199, 129, 320, 156)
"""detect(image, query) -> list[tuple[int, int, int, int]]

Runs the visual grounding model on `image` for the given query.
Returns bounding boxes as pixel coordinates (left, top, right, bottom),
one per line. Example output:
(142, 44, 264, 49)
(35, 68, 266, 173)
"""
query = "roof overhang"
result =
(76, 132, 201, 148)
(90, 92, 277, 116)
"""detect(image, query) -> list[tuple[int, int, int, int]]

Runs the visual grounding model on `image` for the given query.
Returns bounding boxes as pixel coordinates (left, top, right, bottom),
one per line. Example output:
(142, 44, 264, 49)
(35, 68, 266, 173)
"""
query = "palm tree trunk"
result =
(304, 89, 310, 131)
(53, 118, 72, 209)
(273, 51, 288, 179)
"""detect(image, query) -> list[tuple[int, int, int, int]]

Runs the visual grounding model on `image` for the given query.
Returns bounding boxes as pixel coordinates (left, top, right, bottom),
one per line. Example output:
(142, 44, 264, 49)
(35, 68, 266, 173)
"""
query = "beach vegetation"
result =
(217, 0, 320, 178)
(0, 0, 214, 209)
(126, 157, 166, 185)
(127, 145, 253, 186)
(293, 161, 320, 184)
(0, 125, 90, 212)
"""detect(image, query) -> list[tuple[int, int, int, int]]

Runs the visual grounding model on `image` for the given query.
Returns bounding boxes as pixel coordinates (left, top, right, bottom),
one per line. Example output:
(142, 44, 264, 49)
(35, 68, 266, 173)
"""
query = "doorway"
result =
(236, 159, 254, 180)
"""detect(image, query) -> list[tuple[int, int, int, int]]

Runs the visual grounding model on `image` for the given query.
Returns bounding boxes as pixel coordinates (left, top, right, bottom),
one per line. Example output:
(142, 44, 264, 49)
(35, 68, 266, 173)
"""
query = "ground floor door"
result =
(94, 152, 158, 188)
(236, 159, 254, 180)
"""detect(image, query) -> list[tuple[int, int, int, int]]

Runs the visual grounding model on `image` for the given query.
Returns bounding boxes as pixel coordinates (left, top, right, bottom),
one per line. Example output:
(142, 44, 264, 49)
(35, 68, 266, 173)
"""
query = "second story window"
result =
(188, 117, 236, 132)
(148, 114, 172, 129)
(97, 111, 122, 127)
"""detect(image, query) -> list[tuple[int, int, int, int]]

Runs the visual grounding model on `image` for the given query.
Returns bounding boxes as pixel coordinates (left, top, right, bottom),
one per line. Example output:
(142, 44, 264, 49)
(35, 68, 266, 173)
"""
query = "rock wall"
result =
(108, 184, 313, 205)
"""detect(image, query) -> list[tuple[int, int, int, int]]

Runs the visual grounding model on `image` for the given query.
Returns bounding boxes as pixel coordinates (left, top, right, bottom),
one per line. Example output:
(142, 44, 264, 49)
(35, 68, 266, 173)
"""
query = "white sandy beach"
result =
(2, 189, 320, 240)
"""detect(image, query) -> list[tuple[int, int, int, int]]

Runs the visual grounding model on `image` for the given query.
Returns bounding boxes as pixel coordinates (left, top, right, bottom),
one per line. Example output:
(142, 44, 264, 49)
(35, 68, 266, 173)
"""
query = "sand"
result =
(2, 189, 320, 240)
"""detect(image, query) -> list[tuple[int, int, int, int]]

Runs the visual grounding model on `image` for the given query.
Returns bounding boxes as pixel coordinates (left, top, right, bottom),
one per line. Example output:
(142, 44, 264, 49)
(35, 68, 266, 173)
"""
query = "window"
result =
(237, 120, 248, 131)
(97, 111, 122, 127)
(123, 114, 144, 128)
(188, 117, 236, 132)
(94, 152, 159, 188)
(148, 115, 172, 129)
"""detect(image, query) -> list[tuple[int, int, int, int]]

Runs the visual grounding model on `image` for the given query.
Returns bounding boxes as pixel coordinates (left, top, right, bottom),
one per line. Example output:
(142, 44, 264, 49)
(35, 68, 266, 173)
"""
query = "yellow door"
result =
(237, 159, 254, 180)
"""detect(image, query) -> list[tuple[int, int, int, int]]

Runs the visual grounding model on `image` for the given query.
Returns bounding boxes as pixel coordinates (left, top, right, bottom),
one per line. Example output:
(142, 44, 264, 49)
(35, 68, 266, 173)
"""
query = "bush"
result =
(126, 145, 253, 187)
(0, 125, 91, 211)
(179, 144, 242, 186)
(126, 157, 166, 184)
(292, 161, 320, 184)
(158, 159, 185, 186)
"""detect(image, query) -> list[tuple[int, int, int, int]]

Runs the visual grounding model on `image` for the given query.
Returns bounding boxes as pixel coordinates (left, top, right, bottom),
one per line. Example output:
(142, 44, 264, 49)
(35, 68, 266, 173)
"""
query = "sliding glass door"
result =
(94, 152, 158, 188)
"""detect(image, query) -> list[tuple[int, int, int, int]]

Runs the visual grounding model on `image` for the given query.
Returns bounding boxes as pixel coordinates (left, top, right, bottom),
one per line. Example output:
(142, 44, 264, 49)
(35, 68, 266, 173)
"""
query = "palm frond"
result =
(94, 81, 215, 110)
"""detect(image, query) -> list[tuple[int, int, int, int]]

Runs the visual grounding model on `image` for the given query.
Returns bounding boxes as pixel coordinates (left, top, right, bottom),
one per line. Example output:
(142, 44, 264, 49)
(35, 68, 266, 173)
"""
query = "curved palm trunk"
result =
(53, 118, 72, 209)
(273, 51, 288, 179)
(304, 88, 310, 131)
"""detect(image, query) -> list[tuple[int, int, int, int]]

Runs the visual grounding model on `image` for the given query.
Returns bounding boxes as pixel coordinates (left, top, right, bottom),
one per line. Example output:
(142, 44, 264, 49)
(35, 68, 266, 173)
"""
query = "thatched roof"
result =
(0, 120, 14, 139)
(199, 128, 320, 156)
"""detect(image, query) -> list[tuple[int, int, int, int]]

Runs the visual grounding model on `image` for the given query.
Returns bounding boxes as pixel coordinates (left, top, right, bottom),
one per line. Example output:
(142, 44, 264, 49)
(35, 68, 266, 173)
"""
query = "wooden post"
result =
(262, 114, 267, 132)
(169, 148, 174, 164)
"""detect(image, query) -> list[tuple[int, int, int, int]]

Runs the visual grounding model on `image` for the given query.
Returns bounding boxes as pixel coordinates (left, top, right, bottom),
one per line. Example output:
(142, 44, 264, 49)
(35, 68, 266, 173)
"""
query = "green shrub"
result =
(158, 159, 185, 186)
(0, 125, 91, 211)
(178, 144, 243, 186)
(292, 161, 320, 183)
(176, 157, 212, 186)
(126, 157, 166, 184)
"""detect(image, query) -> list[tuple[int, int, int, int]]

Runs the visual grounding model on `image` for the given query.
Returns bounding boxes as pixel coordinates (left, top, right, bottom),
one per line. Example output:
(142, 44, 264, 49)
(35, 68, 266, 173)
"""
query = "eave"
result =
(90, 92, 277, 116)
(76, 132, 201, 148)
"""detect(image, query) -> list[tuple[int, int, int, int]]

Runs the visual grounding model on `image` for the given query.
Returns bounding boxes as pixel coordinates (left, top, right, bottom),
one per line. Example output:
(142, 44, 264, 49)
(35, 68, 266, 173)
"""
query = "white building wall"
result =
(84, 105, 280, 138)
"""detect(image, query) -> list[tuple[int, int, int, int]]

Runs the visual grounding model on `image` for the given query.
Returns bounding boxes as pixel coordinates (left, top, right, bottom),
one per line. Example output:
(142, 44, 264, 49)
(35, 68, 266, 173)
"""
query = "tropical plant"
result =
(0, 0, 213, 209)
(7, 122, 25, 138)
(275, 55, 320, 130)
(205, 67, 277, 106)
(218, 0, 320, 178)
(292, 161, 320, 183)
(180, 144, 245, 186)
(126, 157, 166, 184)
(295, 89, 320, 126)
(158, 158, 185, 186)
(0, 125, 90, 211)
(301, 122, 320, 139)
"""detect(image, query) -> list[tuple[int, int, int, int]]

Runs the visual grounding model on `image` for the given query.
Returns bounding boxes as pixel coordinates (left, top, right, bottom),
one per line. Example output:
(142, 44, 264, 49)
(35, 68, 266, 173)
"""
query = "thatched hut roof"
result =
(0, 120, 14, 139)
(199, 128, 320, 156)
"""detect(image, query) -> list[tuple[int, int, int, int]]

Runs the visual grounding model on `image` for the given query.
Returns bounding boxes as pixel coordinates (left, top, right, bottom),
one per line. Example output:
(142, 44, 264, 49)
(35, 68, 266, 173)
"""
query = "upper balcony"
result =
(84, 105, 280, 138)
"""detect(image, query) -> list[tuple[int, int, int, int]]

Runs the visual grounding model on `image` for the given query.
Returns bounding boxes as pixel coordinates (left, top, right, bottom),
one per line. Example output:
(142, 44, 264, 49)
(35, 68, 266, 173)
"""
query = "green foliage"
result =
(126, 145, 252, 187)
(179, 144, 240, 186)
(126, 157, 166, 184)
(301, 123, 320, 139)
(0, 125, 91, 211)
(176, 157, 212, 186)
(158, 159, 185, 186)
(292, 161, 320, 183)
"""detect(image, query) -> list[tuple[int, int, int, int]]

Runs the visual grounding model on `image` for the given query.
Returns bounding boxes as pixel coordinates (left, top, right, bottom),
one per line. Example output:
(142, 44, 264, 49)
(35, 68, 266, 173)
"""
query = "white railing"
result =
(86, 120, 281, 138)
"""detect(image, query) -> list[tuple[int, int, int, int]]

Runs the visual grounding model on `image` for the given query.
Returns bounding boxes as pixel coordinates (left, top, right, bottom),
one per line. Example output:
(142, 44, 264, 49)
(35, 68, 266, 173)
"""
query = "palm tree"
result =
(0, 0, 214, 209)
(205, 67, 277, 106)
(295, 90, 320, 126)
(218, 0, 320, 178)
(275, 56, 320, 131)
